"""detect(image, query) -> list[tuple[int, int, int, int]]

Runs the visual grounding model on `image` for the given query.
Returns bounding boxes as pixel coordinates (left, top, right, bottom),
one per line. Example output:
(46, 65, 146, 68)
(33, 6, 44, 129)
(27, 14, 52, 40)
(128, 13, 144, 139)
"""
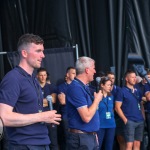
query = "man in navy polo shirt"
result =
(143, 70, 150, 149)
(115, 70, 144, 150)
(37, 67, 59, 150)
(0, 33, 61, 150)
(66, 56, 103, 150)
(57, 66, 76, 149)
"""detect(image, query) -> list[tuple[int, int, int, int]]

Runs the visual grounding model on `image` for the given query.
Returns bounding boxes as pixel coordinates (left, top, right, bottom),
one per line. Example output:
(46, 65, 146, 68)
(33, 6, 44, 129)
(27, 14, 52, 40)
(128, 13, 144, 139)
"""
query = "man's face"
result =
(67, 69, 76, 81)
(143, 74, 150, 84)
(107, 74, 115, 85)
(37, 71, 47, 84)
(126, 73, 137, 86)
(25, 43, 45, 69)
(87, 61, 96, 82)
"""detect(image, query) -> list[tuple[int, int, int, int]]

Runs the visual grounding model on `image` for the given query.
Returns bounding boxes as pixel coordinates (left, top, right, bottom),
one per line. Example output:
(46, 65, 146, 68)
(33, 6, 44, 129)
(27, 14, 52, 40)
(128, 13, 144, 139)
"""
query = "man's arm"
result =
(58, 92, 66, 105)
(140, 101, 145, 120)
(115, 101, 127, 124)
(51, 93, 57, 103)
(77, 90, 103, 123)
(43, 93, 57, 107)
(0, 103, 61, 127)
(145, 91, 150, 101)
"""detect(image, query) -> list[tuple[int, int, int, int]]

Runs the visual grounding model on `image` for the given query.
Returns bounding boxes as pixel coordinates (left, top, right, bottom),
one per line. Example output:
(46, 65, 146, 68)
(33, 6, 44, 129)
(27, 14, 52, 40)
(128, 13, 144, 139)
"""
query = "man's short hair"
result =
(106, 71, 115, 76)
(37, 67, 48, 75)
(17, 33, 44, 54)
(75, 56, 94, 75)
(66, 66, 75, 73)
(124, 70, 136, 78)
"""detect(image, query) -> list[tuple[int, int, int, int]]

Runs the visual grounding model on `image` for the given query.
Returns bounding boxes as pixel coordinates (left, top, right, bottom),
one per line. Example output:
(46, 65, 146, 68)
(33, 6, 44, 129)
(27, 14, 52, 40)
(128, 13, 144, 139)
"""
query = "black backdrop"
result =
(7, 47, 75, 85)
(1, 0, 150, 85)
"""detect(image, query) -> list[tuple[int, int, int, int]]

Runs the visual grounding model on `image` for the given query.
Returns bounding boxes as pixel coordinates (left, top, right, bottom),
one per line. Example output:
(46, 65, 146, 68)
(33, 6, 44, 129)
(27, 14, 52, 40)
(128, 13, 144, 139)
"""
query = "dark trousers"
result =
(47, 124, 58, 150)
(58, 119, 68, 150)
(8, 144, 50, 150)
(145, 113, 150, 149)
(67, 132, 99, 150)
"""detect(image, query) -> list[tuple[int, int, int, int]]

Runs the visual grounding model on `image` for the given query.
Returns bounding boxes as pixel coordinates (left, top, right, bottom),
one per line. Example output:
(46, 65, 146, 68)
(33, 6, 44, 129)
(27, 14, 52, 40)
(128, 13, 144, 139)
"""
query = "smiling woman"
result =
(97, 77, 116, 150)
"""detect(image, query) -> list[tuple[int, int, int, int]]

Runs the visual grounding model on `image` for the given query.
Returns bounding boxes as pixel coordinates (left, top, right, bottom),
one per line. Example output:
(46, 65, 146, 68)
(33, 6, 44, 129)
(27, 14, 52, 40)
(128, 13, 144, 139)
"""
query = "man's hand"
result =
(40, 110, 61, 125)
(145, 91, 150, 101)
(94, 90, 103, 104)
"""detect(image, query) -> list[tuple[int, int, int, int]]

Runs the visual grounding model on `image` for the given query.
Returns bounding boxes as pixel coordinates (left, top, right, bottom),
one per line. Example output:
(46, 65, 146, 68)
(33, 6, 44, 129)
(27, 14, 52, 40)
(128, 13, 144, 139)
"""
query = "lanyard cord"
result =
(102, 97, 109, 112)
(74, 78, 94, 101)
(125, 86, 140, 102)
(15, 66, 43, 110)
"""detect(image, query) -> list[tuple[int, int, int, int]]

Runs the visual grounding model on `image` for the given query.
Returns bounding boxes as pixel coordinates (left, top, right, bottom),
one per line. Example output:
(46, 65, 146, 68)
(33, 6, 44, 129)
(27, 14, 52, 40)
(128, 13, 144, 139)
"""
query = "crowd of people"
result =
(0, 33, 150, 150)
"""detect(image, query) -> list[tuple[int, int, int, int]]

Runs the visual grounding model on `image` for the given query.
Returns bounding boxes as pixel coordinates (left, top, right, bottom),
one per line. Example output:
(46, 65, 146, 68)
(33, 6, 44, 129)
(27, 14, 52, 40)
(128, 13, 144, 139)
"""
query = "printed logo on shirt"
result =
(108, 97, 111, 100)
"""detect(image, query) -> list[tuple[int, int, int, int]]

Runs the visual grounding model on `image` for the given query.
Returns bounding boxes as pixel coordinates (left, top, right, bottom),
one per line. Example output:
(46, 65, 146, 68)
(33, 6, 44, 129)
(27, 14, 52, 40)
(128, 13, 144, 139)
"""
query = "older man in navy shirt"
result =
(66, 56, 103, 150)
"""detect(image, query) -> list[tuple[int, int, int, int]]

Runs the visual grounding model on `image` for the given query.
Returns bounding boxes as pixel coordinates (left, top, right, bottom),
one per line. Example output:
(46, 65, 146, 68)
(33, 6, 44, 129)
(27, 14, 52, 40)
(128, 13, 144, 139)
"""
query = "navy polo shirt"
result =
(66, 79, 100, 132)
(112, 85, 121, 119)
(0, 66, 50, 145)
(116, 86, 144, 122)
(57, 82, 69, 120)
(98, 95, 116, 128)
(135, 82, 145, 97)
(41, 83, 57, 111)
(144, 83, 150, 113)
(111, 85, 121, 100)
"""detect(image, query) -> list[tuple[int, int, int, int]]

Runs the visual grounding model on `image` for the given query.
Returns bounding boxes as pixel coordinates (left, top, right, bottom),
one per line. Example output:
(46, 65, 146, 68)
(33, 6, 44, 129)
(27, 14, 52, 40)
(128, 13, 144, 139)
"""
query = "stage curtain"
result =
(7, 47, 75, 85)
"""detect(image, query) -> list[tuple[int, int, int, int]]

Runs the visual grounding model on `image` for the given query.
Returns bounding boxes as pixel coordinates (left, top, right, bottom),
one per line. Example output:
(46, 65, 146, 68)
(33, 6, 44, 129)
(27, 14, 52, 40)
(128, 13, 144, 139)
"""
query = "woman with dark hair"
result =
(97, 77, 116, 150)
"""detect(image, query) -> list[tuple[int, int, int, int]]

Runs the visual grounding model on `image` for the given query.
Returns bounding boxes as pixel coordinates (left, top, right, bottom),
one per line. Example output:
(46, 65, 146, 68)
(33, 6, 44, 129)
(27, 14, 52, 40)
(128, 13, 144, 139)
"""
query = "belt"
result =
(68, 128, 96, 135)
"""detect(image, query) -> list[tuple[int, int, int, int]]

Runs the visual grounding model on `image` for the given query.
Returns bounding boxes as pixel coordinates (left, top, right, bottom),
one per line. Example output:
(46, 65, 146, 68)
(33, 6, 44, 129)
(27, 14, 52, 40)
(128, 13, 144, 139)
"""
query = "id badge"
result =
(38, 110, 42, 113)
(106, 112, 111, 119)
(138, 103, 141, 110)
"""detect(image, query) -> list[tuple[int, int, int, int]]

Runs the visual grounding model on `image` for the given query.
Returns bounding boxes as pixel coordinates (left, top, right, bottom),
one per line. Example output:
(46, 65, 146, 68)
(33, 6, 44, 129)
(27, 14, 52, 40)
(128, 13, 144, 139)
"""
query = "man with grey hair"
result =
(66, 56, 103, 149)
(0, 33, 61, 150)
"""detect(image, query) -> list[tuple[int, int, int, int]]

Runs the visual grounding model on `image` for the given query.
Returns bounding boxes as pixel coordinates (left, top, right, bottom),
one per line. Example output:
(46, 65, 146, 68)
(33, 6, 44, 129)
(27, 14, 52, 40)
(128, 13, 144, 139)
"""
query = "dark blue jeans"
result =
(8, 144, 50, 150)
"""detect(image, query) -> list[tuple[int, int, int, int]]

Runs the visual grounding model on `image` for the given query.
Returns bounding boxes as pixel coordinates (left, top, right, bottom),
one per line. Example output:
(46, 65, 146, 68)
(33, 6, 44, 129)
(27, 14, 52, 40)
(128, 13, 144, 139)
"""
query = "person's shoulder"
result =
(48, 83, 56, 87)
(67, 80, 82, 91)
(2, 67, 19, 80)
(0, 68, 21, 87)
(115, 87, 124, 95)
(116, 85, 121, 89)
(144, 83, 150, 88)
(121, 86, 126, 90)
(69, 80, 82, 87)
(58, 82, 67, 88)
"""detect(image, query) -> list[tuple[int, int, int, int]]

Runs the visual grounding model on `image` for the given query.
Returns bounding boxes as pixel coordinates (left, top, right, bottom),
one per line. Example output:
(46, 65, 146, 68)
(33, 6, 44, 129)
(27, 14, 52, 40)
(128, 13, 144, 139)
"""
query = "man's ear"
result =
(21, 50, 28, 58)
(85, 68, 89, 74)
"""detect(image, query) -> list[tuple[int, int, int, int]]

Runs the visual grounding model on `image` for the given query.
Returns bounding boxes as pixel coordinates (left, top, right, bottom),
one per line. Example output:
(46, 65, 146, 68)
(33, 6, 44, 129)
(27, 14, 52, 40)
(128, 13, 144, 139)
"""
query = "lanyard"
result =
(74, 78, 94, 101)
(16, 66, 43, 111)
(102, 97, 109, 112)
(125, 86, 140, 102)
